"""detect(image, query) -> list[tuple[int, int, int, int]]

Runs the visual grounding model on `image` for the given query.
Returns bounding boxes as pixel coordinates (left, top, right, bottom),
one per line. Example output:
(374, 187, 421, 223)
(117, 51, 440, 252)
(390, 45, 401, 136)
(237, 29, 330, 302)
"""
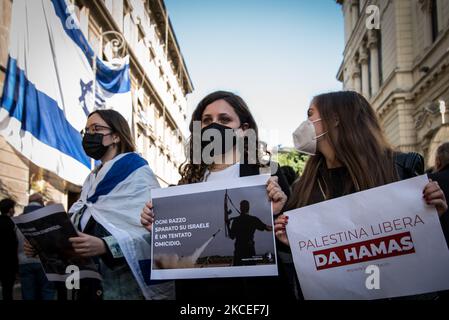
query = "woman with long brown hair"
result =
(176, 90, 287, 186)
(289, 91, 399, 208)
(274, 91, 447, 297)
(141, 90, 295, 300)
(277, 91, 447, 236)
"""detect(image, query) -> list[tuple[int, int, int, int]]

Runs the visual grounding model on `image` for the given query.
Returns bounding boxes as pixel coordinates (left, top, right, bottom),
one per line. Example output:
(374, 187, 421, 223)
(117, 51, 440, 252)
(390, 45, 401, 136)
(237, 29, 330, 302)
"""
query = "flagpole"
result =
(90, 49, 96, 170)
(92, 53, 97, 111)
(91, 42, 97, 170)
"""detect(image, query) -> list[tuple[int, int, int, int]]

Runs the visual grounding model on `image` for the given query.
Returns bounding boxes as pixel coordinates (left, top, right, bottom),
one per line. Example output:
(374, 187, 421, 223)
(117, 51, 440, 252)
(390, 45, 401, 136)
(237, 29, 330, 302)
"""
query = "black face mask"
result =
(82, 133, 112, 160)
(200, 122, 238, 157)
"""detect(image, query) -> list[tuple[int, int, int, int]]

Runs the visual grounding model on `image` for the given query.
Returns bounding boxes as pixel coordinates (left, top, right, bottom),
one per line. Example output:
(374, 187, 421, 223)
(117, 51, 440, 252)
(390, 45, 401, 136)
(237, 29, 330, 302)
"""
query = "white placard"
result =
(150, 175, 279, 280)
(285, 175, 449, 300)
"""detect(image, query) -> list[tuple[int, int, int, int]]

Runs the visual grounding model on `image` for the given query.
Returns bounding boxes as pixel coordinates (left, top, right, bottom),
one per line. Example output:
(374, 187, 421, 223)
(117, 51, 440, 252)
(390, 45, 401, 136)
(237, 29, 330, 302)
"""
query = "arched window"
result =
(431, 0, 439, 42)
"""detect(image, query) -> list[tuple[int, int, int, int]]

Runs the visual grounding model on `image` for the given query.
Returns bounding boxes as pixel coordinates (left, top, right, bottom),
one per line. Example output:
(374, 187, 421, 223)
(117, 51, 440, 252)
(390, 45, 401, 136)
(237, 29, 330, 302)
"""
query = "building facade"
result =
(0, 0, 193, 209)
(337, 0, 449, 168)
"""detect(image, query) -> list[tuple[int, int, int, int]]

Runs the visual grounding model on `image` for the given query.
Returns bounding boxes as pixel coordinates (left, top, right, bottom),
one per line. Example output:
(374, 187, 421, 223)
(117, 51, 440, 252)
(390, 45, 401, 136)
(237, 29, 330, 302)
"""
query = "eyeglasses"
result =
(80, 124, 113, 136)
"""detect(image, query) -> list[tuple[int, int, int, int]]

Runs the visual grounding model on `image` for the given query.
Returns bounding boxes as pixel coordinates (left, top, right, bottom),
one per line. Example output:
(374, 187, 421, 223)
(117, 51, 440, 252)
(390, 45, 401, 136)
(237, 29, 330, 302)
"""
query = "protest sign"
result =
(13, 204, 101, 281)
(151, 175, 278, 280)
(285, 175, 449, 299)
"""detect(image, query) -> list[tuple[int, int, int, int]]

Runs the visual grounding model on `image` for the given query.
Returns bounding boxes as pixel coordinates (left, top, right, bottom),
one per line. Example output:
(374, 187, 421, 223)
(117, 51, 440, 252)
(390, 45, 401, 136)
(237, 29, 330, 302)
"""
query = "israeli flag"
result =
(0, 0, 132, 186)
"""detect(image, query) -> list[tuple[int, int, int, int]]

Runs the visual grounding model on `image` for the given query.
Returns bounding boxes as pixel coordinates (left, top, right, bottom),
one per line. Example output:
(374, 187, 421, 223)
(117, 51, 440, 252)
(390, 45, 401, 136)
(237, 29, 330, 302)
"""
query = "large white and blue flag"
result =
(69, 152, 175, 300)
(0, 0, 132, 186)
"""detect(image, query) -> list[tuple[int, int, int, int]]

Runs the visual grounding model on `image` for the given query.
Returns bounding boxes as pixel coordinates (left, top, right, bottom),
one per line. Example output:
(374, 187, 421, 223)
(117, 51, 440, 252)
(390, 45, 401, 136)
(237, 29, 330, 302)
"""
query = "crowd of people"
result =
(0, 90, 448, 301)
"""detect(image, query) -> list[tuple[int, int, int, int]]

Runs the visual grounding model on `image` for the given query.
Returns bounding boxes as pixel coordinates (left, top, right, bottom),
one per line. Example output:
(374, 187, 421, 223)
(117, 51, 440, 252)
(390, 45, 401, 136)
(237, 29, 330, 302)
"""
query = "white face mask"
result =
(292, 118, 327, 155)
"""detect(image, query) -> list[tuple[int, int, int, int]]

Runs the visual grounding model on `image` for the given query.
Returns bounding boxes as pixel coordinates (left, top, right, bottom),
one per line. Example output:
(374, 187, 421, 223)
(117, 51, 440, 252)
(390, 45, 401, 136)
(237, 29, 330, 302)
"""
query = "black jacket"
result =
(23, 203, 44, 214)
(428, 165, 449, 248)
(239, 163, 291, 197)
(0, 215, 18, 273)
(395, 152, 425, 180)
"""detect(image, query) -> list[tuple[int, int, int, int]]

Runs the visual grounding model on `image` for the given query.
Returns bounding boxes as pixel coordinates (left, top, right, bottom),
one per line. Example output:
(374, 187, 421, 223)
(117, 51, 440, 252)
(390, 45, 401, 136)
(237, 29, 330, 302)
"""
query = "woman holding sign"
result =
(274, 91, 448, 297)
(26, 109, 173, 300)
(141, 91, 296, 300)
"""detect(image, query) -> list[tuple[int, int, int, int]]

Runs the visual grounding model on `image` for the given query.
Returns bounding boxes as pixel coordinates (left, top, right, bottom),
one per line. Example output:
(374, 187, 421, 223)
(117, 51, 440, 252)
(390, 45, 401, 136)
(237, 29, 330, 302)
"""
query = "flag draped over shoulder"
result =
(69, 152, 175, 300)
(0, 0, 132, 186)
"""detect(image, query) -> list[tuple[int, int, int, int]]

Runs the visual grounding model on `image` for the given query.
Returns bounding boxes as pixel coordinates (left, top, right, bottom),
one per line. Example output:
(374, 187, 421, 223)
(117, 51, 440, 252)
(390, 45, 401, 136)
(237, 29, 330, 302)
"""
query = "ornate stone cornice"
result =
(414, 102, 439, 130)
(413, 58, 449, 100)
(367, 29, 378, 48)
(418, 0, 432, 12)
(358, 45, 369, 64)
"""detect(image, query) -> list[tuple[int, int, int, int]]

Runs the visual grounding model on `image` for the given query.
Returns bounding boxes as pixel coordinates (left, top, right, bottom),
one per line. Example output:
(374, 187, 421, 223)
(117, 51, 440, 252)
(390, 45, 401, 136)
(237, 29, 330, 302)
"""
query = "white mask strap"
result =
(310, 118, 327, 139)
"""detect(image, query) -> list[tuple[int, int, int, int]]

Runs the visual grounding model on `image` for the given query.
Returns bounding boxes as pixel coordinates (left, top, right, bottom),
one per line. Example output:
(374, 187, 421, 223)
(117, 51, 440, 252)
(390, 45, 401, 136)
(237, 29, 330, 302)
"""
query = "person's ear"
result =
(334, 116, 340, 128)
(240, 123, 250, 131)
(112, 133, 121, 145)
